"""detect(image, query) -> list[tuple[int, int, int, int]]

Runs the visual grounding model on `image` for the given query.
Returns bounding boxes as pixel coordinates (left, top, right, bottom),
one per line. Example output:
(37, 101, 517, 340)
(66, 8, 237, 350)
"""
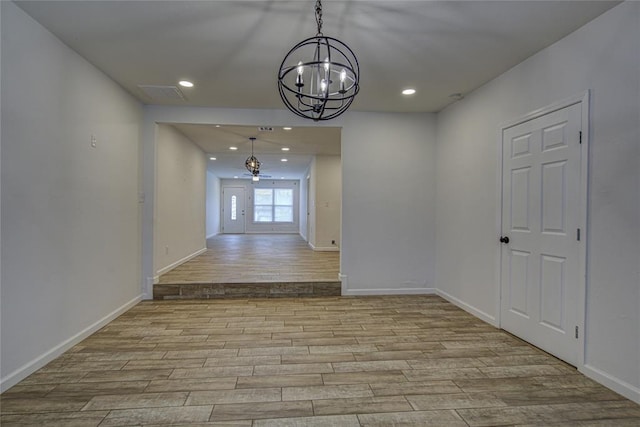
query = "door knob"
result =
(500, 236, 510, 244)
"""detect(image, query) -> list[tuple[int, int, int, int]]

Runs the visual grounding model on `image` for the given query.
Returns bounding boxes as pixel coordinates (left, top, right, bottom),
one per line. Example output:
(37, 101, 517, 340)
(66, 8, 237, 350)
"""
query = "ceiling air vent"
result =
(258, 126, 274, 132)
(138, 85, 185, 101)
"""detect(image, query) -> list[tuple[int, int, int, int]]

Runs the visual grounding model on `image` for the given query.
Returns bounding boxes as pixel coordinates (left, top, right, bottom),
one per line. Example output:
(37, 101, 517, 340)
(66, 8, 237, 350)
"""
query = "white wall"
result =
(307, 158, 317, 246)
(219, 179, 300, 234)
(206, 169, 221, 238)
(435, 1, 639, 402)
(141, 107, 437, 299)
(341, 112, 437, 294)
(299, 169, 310, 241)
(155, 124, 206, 277)
(312, 155, 341, 250)
(0, 2, 143, 391)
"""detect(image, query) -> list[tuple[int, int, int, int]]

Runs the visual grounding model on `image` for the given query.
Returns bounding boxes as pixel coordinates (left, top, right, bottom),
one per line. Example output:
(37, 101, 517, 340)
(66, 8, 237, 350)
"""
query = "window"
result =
(254, 188, 293, 223)
(231, 195, 237, 220)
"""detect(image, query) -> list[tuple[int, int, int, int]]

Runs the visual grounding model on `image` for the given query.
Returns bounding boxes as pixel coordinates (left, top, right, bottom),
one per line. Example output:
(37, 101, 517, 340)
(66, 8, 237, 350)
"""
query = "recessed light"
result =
(233, 176, 238, 179)
(179, 80, 194, 88)
(281, 147, 290, 151)
(209, 157, 216, 160)
(283, 127, 292, 130)
(215, 125, 221, 128)
(229, 146, 238, 151)
(402, 88, 416, 95)
(281, 177, 285, 179)
(281, 158, 288, 162)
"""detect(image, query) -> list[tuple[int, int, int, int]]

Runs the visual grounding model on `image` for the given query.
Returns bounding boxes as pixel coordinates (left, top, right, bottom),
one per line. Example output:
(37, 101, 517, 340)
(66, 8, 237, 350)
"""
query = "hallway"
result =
(155, 234, 341, 299)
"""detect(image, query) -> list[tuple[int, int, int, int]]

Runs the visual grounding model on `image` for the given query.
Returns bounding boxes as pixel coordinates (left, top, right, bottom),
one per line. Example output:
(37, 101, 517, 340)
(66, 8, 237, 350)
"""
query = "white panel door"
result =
(500, 102, 582, 365)
(222, 186, 245, 234)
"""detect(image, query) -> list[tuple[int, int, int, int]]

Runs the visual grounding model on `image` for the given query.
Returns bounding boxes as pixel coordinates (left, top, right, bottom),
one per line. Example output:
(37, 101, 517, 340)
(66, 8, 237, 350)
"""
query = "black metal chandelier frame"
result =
(245, 137, 260, 177)
(277, 0, 360, 121)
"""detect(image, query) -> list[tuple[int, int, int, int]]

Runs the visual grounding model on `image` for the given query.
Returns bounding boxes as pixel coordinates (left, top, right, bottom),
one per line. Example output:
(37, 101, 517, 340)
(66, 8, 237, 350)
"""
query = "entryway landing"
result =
(154, 234, 341, 299)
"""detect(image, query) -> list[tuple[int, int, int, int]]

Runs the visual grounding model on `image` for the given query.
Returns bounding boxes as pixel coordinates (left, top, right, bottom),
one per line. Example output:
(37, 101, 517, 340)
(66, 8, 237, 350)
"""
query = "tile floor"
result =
(158, 234, 340, 284)
(2, 295, 639, 426)
(155, 235, 342, 299)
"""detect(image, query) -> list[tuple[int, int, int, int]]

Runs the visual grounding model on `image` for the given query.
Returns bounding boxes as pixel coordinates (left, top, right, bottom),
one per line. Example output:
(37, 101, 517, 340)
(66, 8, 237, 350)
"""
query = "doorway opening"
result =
(153, 124, 342, 299)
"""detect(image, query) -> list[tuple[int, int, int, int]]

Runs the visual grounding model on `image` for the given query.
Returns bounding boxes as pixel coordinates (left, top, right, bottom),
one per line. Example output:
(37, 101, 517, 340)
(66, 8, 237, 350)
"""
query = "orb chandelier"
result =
(277, 0, 360, 121)
(245, 137, 260, 180)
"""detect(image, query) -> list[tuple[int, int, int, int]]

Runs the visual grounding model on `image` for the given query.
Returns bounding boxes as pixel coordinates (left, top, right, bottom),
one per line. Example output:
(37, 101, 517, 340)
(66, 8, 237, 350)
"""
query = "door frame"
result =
(495, 90, 590, 367)
(221, 185, 246, 234)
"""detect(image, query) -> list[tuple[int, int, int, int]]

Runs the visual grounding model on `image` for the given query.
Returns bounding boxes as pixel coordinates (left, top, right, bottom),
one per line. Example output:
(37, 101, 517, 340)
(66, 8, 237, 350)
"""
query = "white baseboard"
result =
(308, 242, 339, 252)
(0, 295, 142, 392)
(156, 247, 207, 276)
(580, 364, 640, 404)
(246, 231, 300, 235)
(436, 289, 498, 327)
(343, 287, 436, 296)
(434, 289, 638, 404)
(3, 281, 634, 406)
(339, 274, 434, 296)
(339, 273, 348, 295)
(143, 277, 156, 300)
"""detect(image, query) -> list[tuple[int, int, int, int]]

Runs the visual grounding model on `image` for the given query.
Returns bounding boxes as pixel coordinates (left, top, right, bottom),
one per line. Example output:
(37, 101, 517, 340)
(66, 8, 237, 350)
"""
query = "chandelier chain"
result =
(315, 0, 323, 35)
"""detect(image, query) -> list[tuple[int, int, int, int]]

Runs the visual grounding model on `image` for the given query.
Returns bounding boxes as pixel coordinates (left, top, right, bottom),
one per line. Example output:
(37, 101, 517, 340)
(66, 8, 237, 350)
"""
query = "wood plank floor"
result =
(2, 295, 638, 426)
(155, 234, 341, 300)
(158, 234, 340, 284)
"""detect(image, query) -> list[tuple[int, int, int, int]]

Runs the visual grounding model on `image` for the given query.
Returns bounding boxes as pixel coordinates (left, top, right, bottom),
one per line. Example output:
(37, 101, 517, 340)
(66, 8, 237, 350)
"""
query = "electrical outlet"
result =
(90, 134, 97, 148)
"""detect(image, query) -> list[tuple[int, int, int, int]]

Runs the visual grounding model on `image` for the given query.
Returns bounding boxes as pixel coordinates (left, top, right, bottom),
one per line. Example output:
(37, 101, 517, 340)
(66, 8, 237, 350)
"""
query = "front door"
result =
(222, 186, 245, 234)
(500, 102, 583, 365)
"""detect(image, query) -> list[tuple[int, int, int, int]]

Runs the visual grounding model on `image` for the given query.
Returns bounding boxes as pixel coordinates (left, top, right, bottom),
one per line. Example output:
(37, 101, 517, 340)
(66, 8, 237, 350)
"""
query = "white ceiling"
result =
(171, 124, 340, 179)
(15, 0, 618, 179)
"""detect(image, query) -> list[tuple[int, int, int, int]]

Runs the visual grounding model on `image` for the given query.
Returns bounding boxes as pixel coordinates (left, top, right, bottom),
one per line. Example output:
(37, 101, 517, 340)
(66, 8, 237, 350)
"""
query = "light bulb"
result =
(320, 79, 327, 94)
(339, 69, 347, 93)
(324, 57, 330, 72)
(296, 62, 304, 88)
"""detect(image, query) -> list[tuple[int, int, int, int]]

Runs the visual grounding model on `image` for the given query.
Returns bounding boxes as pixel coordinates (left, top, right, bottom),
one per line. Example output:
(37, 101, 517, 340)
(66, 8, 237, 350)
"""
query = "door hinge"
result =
(577, 228, 581, 241)
(579, 131, 582, 144)
(575, 326, 579, 339)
